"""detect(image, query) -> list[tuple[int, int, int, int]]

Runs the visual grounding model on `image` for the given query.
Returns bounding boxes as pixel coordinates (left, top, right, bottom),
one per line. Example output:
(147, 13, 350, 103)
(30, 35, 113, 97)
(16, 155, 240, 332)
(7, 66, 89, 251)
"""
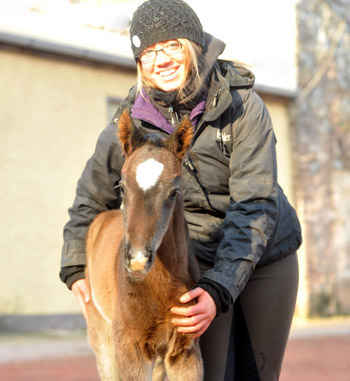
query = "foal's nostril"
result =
(125, 246, 132, 261)
(146, 247, 153, 260)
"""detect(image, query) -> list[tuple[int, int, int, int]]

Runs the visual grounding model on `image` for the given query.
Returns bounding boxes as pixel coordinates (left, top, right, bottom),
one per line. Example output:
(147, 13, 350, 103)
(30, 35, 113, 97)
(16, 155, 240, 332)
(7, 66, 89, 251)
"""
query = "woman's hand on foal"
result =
(171, 287, 216, 339)
(71, 278, 91, 323)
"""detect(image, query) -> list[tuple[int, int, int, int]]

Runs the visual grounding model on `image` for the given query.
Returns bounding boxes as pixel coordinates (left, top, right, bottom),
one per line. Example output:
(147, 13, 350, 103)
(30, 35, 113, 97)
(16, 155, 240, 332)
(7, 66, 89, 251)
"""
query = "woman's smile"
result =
(157, 67, 179, 78)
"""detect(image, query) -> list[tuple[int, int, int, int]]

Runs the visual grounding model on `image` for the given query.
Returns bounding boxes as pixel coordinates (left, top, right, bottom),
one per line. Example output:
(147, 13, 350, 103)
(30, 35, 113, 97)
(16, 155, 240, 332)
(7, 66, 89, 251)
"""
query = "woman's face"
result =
(140, 40, 189, 92)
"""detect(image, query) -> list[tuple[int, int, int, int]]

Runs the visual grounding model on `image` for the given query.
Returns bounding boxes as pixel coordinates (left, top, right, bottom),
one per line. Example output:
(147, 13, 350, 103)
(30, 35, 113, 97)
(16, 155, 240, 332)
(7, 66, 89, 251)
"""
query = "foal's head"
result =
(118, 109, 193, 278)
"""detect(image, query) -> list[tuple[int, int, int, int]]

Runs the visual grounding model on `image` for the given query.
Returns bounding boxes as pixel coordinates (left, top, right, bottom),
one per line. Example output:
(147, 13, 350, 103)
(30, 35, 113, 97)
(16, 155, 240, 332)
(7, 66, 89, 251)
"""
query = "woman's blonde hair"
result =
(136, 38, 204, 103)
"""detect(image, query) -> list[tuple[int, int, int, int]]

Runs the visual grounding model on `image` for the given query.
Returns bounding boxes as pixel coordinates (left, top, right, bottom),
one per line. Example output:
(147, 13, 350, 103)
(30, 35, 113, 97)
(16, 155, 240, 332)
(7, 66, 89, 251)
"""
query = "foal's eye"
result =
(168, 189, 179, 201)
(119, 184, 125, 196)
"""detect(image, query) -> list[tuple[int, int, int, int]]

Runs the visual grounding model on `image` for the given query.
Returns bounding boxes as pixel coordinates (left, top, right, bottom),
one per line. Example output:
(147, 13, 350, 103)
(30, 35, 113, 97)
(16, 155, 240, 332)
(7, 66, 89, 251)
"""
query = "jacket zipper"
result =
(213, 92, 219, 107)
(191, 89, 221, 146)
(184, 156, 215, 210)
(168, 106, 179, 126)
(182, 89, 223, 211)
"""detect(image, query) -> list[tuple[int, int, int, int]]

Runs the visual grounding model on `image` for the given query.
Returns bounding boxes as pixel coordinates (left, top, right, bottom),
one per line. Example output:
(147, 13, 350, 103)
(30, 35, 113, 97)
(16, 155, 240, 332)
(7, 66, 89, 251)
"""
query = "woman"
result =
(60, 0, 302, 379)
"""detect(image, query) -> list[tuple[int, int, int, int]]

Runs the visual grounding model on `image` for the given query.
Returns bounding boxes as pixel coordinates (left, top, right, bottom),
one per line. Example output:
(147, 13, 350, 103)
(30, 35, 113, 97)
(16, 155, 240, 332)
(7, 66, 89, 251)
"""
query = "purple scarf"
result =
(131, 91, 207, 134)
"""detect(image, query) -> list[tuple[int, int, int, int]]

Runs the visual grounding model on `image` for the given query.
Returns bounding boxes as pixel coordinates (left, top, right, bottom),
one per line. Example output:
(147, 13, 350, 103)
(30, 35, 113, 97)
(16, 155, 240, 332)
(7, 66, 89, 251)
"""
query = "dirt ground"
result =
(0, 319, 349, 380)
(282, 335, 350, 381)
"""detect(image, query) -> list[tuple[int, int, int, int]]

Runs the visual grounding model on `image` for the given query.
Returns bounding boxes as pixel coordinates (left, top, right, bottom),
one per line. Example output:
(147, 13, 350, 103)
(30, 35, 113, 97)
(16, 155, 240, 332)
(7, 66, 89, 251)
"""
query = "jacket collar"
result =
(203, 60, 256, 122)
(131, 91, 207, 134)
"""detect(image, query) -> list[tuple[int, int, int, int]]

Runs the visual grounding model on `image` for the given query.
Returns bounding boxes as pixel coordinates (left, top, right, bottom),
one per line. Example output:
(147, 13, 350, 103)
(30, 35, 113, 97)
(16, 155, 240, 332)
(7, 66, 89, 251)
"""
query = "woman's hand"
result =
(171, 287, 217, 339)
(71, 278, 90, 323)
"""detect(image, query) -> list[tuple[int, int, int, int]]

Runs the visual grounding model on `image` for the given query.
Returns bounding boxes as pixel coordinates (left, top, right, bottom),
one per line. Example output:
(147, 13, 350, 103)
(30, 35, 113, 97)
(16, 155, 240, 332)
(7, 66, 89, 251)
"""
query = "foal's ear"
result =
(167, 116, 193, 160)
(118, 109, 145, 156)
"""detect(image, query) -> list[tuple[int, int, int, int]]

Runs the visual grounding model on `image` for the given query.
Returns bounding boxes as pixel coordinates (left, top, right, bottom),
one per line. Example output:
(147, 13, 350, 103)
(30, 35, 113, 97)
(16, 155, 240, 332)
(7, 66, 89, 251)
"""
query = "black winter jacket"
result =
(60, 39, 302, 304)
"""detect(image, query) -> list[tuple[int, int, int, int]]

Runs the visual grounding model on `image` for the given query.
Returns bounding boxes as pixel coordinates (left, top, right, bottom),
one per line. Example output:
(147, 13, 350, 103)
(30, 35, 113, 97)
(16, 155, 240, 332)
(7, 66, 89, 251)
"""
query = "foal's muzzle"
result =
(124, 245, 154, 275)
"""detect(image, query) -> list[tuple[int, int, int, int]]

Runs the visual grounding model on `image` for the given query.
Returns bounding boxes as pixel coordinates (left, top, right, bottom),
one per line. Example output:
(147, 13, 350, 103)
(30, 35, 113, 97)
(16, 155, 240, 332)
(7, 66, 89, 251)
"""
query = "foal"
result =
(85, 110, 203, 380)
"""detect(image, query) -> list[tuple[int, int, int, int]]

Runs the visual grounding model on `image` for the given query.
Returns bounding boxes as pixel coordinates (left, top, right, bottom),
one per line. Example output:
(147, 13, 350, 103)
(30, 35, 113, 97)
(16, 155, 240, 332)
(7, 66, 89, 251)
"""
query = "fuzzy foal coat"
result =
(85, 110, 203, 381)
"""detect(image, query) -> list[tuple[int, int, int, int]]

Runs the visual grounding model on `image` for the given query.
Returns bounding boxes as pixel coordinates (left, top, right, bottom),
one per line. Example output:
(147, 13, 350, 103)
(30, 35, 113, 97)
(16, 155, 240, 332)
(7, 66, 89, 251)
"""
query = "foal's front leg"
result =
(152, 355, 166, 381)
(114, 328, 153, 380)
(164, 333, 203, 381)
(86, 303, 121, 380)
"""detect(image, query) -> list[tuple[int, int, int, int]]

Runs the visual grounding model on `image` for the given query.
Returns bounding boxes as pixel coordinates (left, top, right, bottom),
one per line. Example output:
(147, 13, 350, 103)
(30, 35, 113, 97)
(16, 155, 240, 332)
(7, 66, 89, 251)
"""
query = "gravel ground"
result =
(0, 318, 349, 380)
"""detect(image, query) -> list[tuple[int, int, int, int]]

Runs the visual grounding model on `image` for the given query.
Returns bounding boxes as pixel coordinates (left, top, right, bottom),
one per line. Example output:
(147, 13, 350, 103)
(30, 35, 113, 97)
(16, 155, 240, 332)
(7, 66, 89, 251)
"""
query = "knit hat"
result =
(129, 0, 204, 59)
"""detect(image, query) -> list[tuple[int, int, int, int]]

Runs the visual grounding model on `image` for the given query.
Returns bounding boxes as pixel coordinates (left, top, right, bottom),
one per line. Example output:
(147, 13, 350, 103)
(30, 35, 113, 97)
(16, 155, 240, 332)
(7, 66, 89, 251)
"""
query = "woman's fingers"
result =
(179, 287, 205, 303)
(172, 314, 202, 327)
(171, 287, 217, 338)
(171, 303, 204, 317)
(193, 323, 211, 339)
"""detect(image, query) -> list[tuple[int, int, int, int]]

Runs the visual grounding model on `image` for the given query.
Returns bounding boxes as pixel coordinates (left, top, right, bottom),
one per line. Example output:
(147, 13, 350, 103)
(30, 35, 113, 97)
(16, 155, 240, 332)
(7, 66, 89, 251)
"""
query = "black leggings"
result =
(198, 253, 299, 381)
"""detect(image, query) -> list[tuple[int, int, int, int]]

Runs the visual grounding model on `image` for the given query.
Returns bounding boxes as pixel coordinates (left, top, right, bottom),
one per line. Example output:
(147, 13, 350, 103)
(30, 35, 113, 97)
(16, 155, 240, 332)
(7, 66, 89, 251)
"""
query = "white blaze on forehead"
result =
(136, 158, 164, 191)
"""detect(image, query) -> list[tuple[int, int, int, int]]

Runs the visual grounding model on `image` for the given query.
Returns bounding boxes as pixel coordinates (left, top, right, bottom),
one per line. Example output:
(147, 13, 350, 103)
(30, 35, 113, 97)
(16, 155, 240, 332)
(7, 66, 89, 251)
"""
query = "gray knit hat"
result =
(129, 0, 204, 59)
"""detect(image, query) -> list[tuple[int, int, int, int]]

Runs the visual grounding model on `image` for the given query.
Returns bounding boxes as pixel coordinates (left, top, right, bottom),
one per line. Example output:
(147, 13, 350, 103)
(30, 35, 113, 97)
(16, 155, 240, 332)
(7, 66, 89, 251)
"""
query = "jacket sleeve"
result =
(201, 90, 279, 303)
(60, 120, 124, 273)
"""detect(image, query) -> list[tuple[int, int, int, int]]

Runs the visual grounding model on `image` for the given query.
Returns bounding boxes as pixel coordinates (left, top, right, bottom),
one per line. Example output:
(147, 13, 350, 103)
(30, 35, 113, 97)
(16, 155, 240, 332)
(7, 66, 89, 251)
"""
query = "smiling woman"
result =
(136, 37, 203, 103)
(60, 0, 302, 380)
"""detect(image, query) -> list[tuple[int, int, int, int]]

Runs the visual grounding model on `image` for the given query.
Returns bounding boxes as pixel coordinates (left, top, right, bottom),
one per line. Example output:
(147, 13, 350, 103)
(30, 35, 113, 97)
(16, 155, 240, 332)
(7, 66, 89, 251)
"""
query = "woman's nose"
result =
(154, 50, 171, 65)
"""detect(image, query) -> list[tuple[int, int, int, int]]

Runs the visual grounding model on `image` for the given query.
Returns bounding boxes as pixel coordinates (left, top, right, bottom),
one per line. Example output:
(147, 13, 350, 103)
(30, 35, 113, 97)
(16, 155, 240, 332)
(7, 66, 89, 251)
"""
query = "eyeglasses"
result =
(138, 41, 183, 64)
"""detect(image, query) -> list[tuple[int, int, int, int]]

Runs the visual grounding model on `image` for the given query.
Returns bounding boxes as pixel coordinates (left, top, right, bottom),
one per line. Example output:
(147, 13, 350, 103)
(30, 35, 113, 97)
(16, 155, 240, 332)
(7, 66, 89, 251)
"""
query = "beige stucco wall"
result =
(0, 49, 136, 314)
(260, 95, 295, 206)
(0, 49, 296, 315)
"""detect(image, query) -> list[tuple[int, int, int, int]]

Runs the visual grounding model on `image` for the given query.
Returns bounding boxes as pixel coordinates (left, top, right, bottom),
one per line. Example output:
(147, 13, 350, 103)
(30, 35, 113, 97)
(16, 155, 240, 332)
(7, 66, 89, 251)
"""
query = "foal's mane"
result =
(141, 133, 168, 149)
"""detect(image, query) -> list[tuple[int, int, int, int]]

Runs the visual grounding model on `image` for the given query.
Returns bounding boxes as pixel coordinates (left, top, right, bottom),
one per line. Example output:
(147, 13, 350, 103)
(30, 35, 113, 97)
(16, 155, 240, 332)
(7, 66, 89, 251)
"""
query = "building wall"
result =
(259, 94, 295, 205)
(0, 48, 135, 314)
(0, 48, 297, 315)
